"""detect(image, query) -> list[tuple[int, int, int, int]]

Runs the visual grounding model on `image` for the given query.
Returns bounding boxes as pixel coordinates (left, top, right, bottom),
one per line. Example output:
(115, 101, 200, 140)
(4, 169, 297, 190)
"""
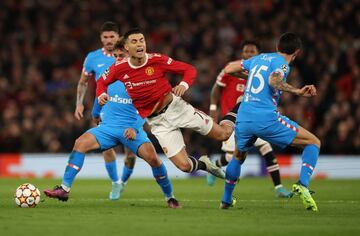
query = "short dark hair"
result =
(100, 21, 119, 33)
(114, 36, 125, 50)
(240, 40, 261, 51)
(124, 28, 143, 41)
(277, 32, 302, 54)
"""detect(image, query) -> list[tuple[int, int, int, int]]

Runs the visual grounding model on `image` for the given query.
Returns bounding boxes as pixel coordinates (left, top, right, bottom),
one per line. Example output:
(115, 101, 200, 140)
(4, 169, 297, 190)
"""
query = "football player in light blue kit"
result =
(44, 40, 181, 208)
(221, 33, 320, 211)
(74, 22, 138, 200)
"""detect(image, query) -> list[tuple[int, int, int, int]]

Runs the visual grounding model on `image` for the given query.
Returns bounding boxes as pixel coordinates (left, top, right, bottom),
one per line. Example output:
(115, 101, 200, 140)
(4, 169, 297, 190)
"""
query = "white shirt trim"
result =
(179, 81, 189, 90)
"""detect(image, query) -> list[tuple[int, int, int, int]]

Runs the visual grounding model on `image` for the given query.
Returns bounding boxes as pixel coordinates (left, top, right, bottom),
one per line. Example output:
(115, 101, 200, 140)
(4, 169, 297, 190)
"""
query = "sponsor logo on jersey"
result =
(109, 95, 133, 104)
(97, 63, 105, 67)
(145, 66, 154, 76)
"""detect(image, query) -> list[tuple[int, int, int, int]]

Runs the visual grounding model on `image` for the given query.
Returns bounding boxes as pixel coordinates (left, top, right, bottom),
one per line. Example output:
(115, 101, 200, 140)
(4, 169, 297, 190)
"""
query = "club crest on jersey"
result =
(145, 66, 154, 76)
(281, 64, 288, 73)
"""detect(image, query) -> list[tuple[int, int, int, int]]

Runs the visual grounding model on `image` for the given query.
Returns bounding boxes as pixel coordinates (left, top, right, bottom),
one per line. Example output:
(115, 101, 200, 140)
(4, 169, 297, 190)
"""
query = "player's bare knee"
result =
(73, 138, 87, 152)
(313, 136, 321, 148)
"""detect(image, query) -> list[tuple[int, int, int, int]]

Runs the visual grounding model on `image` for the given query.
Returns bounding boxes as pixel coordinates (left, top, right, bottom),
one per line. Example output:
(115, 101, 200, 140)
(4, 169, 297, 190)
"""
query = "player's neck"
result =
(277, 52, 292, 64)
(129, 55, 147, 67)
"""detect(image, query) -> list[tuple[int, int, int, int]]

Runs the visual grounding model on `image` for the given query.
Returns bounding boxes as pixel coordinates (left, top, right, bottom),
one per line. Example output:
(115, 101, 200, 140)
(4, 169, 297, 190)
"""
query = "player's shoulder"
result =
(86, 48, 102, 59)
(148, 53, 171, 63)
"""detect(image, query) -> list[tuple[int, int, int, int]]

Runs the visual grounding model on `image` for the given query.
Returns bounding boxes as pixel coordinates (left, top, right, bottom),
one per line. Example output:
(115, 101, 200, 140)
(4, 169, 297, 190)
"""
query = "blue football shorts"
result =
(87, 125, 150, 155)
(235, 115, 299, 151)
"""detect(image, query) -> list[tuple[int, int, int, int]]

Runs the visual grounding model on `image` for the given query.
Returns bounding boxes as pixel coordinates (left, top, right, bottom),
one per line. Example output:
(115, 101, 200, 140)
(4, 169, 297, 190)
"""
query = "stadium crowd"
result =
(0, 0, 359, 154)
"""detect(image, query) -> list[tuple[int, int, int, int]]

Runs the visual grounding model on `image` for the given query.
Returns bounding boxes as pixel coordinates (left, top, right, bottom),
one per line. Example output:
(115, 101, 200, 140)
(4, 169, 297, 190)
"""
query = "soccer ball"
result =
(14, 183, 41, 208)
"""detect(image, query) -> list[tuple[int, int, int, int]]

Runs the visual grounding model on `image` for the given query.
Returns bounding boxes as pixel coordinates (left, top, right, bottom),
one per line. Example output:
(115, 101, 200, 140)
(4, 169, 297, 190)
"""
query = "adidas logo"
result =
(123, 74, 130, 79)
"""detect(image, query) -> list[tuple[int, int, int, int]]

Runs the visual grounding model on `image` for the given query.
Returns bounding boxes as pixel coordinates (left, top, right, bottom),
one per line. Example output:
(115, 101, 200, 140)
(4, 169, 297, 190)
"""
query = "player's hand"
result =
(98, 94, 110, 105)
(298, 85, 317, 97)
(74, 104, 84, 120)
(124, 128, 137, 140)
(172, 85, 187, 97)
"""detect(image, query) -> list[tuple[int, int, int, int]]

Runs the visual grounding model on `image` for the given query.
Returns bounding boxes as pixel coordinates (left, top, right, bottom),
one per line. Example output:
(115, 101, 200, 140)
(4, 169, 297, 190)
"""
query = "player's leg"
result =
(43, 131, 102, 201)
(261, 116, 319, 211)
(207, 102, 240, 141)
(290, 125, 320, 211)
(109, 147, 136, 200)
(207, 132, 235, 186)
(147, 103, 225, 179)
(220, 121, 257, 209)
(122, 129, 180, 208)
(254, 138, 293, 198)
(102, 148, 123, 200)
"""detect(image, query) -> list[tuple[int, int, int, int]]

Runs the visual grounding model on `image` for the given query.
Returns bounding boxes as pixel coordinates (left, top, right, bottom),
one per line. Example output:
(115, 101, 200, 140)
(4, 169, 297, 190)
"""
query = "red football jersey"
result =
(96, 53, 197, 118)
(216, 69, 247, 116)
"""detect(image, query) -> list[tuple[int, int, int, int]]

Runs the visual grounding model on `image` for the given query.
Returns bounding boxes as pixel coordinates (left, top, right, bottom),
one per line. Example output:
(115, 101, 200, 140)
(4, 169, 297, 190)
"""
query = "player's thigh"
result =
(73, 132, 101, 152)
(290, 125, 320, 149)
(120, 127, 151, 157)
(86, 127, 118, 152)
(166, 96, 213, 135)
(258, 116, 298, 149)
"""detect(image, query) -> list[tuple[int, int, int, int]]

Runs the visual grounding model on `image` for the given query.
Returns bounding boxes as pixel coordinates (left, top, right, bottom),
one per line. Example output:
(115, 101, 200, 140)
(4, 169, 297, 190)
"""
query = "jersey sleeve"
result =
(241, 58, 253, 72)
(159, 54, 197, 88)
(216, 69, 228, 87)
(82, 54, 94, 76)
(96, 63, 119, 97)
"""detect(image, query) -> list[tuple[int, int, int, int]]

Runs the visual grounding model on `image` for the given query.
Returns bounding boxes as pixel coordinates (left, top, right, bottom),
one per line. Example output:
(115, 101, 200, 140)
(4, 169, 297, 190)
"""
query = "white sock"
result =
(61, 184, 71, 192)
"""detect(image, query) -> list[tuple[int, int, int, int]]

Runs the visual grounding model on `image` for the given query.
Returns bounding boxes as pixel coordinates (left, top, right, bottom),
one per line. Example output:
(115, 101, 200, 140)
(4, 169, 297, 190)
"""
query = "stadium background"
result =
(1, 2, 360, 236)
(0, 0, 359, 156)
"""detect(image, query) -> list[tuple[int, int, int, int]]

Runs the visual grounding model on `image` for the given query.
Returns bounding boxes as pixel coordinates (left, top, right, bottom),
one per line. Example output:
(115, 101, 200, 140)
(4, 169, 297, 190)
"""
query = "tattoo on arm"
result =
(76, 73, 89, 105)
(268, 71, 299, 94)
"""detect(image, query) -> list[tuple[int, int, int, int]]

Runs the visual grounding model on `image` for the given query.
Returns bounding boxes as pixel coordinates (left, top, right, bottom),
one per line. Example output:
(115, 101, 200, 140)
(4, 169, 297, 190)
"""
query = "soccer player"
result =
(96, 28, 233, 179)
(220, 33, 320, 211)
(74, 21, 138, 200)
(44, 42, 181, 208)
(207, 40, 293, 198)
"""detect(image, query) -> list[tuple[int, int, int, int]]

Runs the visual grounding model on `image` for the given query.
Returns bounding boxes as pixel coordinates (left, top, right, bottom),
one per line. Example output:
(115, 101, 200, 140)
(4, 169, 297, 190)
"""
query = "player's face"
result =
(241, 45, 259, 59)
(113, 48, 128, 59)
(100, 31, 119, 51)
(125, 33, 146, 58)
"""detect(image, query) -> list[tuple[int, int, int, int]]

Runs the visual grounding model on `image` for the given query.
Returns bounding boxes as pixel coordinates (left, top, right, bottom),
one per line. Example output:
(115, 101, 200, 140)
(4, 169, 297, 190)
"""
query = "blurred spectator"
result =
(0, 0, 359, 154)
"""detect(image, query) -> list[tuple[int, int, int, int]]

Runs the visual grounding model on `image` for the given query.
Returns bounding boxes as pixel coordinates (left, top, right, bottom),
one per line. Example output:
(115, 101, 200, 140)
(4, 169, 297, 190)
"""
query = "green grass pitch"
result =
(1, 178, 360, 236)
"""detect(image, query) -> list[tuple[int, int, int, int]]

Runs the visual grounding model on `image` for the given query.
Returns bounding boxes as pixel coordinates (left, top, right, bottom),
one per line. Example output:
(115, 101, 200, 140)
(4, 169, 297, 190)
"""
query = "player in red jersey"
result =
(97, 28, 233, 179)
(208, 40, 293, 198)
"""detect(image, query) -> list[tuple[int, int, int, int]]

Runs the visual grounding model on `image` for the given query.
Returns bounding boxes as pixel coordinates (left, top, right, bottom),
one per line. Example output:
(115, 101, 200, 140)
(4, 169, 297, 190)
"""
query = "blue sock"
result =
(62, 151, 85, 188)
(105, 160, 119, 183)
(152, 163, 173, 199)
(121, 166, 133, 184)
(222, 158, 242, 204)
(299, 144, 320, 187)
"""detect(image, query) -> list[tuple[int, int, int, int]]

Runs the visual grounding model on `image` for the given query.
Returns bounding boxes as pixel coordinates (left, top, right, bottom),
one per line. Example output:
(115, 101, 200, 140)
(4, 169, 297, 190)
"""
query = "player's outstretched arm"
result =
(269, 71, 316, 97)
(74, 72, 90, 120)
(224, 60, 245, 77)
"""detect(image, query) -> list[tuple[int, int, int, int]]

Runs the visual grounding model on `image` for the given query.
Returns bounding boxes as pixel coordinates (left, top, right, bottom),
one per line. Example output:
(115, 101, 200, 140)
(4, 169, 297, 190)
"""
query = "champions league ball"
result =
(14, 183, 41, 208)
